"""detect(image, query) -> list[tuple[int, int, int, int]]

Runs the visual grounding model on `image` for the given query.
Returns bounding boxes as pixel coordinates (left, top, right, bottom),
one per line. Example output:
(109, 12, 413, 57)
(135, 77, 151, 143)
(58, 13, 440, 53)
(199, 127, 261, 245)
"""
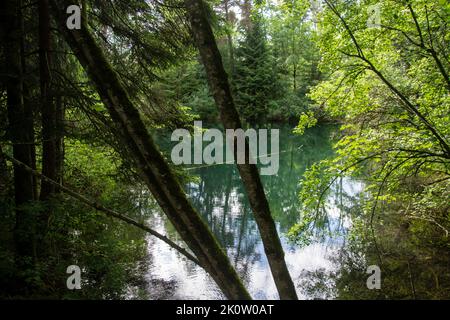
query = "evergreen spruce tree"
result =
(234, 13, 281, 124)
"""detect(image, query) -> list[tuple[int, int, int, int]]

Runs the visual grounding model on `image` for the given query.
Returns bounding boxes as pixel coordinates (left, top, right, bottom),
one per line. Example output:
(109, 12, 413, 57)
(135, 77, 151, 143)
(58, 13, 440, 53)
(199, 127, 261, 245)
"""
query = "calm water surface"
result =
(144, 125, 364, 299)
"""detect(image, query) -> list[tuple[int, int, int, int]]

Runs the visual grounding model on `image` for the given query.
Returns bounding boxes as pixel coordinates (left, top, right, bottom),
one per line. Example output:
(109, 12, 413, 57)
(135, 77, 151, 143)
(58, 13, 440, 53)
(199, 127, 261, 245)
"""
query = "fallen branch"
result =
(2, 151, 202, 267)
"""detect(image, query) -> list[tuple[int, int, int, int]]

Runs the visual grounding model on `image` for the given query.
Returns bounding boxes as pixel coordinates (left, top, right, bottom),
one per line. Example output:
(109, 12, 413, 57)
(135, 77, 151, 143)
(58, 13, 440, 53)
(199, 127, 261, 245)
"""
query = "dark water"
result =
(144, 125, 364, 299)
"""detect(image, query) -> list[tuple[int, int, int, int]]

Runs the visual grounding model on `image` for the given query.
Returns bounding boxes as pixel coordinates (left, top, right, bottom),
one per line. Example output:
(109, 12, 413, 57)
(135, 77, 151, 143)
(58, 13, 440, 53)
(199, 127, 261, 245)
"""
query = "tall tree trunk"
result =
(55, 93, 64, 186)
(292, 29, 297, 91)
(20, 7, 38, 202)
(53, 29, 66, 189)
(223, 0, 235, 77)
(240, 0, 252, 32)
(0, 145, 9, 199)
(1, 0, 37, 267)
(39, 0, 58, 202)
(184, 0, 298, 299)
(49, 0, 251, 300)
(293, 64, 297, 91)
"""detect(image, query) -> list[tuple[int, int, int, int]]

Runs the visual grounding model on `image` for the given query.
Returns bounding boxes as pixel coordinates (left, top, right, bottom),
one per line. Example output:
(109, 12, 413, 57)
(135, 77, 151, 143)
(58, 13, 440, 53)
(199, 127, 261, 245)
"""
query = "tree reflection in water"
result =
(145, 125, 367, 299)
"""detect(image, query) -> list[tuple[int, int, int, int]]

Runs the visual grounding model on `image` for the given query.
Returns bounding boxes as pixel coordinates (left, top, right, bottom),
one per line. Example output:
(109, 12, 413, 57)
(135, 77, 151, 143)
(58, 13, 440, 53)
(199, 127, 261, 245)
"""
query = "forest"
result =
(0, 0, 449, 300)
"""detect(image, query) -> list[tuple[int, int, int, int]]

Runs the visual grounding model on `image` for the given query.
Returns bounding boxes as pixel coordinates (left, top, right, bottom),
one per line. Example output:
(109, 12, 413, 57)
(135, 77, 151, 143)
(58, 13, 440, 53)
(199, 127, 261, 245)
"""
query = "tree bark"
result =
(223, 0, 235, 77)
(49, 0, 251, 300)
(0, 145, 9, 199)
(184, 0, 298, 299)
(20, 7, 38, 202)
(1, 0, 37, 265)
(39, 0, 59, 201)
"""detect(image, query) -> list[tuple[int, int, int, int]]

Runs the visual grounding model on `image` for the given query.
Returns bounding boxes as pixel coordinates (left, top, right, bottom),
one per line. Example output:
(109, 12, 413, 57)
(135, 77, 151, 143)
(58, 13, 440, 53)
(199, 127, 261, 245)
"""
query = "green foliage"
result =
(156, 1, 323, 124)
(233, 13, 283, 123)
(49, 196, 149, 299)
(56, 140, 153, 299)
(156, 62, 218, 123)
(300, 203, 450, 299)
(267, 0, 324, 121)
(2, 0, 448, 300)
(290, 0, 450, 269)
(0, 139, 151, 299)
(293, 111, 317, 135)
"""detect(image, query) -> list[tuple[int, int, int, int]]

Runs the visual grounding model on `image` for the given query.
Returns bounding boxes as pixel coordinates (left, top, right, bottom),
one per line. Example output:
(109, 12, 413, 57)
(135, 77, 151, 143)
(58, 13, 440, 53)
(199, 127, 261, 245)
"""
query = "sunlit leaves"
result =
(291, 0, 450, 245)
(293, 111, 318, 135)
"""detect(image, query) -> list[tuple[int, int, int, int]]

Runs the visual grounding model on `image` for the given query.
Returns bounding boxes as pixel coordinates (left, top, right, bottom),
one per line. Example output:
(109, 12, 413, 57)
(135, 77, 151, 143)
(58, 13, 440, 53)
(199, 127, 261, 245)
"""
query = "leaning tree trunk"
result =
(184, 0, 298, 299)
(49, 0, 251, 300)
(1, 0, 37, 268)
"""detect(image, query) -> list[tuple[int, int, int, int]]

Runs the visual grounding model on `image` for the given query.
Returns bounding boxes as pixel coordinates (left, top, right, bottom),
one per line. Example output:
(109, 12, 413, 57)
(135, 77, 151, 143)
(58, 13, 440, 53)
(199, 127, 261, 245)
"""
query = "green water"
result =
(145, 125, 363, 299)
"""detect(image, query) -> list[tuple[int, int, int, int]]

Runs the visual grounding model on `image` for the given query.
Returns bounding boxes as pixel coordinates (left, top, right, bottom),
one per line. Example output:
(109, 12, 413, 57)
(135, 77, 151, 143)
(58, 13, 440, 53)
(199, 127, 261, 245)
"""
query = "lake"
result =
(144, 125, 364, 299)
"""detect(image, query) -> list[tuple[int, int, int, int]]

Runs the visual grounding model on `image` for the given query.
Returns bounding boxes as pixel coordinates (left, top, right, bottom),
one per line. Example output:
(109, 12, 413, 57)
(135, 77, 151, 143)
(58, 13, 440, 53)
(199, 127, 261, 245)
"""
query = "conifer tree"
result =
(234, 12, 281, 123)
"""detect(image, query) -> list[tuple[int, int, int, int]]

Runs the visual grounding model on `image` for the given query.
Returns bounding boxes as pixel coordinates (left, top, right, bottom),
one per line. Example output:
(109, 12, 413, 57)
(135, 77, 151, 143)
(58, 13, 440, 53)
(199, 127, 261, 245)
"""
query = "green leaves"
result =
(234, 13, 282, 123)
(291, 0, 450, 248)
(293, 111, 317, 135)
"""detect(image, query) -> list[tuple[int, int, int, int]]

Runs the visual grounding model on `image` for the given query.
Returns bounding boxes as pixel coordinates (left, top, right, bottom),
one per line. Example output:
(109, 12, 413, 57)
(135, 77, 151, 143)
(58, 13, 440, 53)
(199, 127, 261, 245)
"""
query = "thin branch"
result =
(1, 151, 202, 267)
(406, 214, 449, 237)
(324, 0, 450, 157)
(408, 3, 450, 91)
(407, 3, 425, 47)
